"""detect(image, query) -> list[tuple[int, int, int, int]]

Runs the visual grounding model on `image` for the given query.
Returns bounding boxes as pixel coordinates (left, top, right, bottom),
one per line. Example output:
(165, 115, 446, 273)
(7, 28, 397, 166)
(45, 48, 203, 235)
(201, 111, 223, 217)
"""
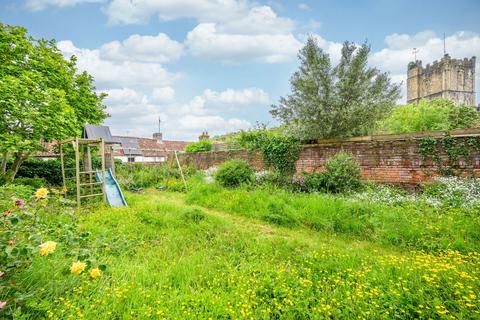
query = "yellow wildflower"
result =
(39, 241, 57, 256)
(35, 188, 49, 199)
(89, 268, 102, 278)
(70, 261, 87, 275)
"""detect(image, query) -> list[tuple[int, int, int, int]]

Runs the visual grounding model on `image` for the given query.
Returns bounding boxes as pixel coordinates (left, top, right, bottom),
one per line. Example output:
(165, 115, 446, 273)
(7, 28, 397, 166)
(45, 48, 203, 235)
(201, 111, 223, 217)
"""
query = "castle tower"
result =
(407, 54, 476, 106)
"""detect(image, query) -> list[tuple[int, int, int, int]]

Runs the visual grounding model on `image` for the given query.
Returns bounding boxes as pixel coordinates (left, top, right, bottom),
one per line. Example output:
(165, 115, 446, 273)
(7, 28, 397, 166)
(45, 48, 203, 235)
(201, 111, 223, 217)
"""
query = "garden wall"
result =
(179, 129, 480, 185)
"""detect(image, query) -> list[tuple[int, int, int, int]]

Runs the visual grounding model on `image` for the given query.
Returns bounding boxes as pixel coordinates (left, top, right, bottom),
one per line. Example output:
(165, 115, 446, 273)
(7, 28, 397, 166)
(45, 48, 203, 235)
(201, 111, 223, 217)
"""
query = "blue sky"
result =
(1, 0, 479, 140)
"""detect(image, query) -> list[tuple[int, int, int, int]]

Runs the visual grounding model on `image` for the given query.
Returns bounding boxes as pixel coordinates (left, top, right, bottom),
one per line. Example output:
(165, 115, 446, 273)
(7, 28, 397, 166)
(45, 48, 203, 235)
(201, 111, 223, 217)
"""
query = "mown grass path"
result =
(23, 190, 480, 319)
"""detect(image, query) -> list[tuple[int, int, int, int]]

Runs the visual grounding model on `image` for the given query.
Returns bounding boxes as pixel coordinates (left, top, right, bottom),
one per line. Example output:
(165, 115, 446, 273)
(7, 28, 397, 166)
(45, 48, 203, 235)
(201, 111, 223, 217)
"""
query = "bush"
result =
(302, 172, 328, 193)
(301, 152, 362, 193)
(185, 140, 213, 153)
(14, 177, 47, 189)
(215, 159, 254, 188)
(12, 157, 63, 186)
(323, 152, 362, 193)
(0, 184, 34, 212)
(115, 163, 196, 189)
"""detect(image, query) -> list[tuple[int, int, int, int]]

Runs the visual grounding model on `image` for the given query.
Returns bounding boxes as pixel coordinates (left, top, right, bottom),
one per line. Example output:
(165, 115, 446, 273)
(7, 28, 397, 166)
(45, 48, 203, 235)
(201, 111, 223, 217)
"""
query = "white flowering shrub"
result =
(353, 177, 480, 210)
(422, 176, 480, 210)
(203, 166, 218, 184)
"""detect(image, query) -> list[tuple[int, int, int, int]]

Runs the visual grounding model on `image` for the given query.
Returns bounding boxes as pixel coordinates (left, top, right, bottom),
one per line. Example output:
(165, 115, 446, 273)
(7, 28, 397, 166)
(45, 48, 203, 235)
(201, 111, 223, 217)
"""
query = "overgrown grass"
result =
(4, 187, 480, 319)
(185, 177, 480, 253)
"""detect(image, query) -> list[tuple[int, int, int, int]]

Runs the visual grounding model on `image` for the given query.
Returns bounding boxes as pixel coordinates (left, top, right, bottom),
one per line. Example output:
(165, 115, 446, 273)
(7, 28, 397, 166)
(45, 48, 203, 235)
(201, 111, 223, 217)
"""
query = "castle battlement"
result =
(407, 54, 476, 106)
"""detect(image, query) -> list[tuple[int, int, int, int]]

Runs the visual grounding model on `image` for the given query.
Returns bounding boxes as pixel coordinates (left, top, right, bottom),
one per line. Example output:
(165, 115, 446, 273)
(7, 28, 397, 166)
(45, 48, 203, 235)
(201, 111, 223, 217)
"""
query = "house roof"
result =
(112, 135, 189, 157)
(84, 125, 116, 143)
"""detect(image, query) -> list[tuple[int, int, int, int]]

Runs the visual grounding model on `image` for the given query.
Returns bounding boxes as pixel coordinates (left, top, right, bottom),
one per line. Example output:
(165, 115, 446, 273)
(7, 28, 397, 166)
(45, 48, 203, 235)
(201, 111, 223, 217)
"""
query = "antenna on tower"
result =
(412, 48, 419, 62)
(443, 32, 446, 55)
(158, 116, 162, 133)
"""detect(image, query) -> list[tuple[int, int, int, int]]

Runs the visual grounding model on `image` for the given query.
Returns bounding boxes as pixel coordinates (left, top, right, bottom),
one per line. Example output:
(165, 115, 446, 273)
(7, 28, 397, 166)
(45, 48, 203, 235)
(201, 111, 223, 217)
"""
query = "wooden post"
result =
(59, 142, 66, 198)
(174, 150, 187, 190)
(86, 146, 93, 195)
(74, 138, 81, 208)
(100, 139, 107, 205)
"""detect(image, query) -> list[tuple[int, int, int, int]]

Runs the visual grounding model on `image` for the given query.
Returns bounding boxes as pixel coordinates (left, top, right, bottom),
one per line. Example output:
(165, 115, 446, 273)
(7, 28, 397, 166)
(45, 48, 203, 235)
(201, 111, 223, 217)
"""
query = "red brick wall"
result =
(179, 130, 480, 185)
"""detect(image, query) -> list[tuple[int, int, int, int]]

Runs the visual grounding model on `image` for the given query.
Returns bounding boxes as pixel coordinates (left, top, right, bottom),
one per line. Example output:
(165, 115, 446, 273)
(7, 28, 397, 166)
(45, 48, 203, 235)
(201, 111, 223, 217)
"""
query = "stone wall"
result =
(179, 129, 480, 185)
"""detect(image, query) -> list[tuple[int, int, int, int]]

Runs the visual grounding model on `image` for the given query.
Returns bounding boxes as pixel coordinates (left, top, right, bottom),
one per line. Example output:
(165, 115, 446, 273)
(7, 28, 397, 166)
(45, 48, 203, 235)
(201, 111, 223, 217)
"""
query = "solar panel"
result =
(114, 137, 143, 155)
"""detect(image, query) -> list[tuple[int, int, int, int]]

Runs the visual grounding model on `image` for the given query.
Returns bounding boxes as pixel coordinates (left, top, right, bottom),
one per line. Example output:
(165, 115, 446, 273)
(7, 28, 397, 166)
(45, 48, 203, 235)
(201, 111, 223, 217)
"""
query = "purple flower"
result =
(0, 301, 6, 309)
(15, 199, 25, 207)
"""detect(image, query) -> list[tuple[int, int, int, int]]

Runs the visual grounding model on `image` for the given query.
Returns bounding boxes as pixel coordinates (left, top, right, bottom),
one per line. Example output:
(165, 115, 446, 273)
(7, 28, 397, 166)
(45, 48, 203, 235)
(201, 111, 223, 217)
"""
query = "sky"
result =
(1, 0, 479, 141)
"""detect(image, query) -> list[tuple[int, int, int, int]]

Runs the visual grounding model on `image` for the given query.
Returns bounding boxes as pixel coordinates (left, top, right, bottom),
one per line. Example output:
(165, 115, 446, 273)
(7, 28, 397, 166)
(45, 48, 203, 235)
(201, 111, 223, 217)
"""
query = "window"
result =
(127, 157, 135, 163)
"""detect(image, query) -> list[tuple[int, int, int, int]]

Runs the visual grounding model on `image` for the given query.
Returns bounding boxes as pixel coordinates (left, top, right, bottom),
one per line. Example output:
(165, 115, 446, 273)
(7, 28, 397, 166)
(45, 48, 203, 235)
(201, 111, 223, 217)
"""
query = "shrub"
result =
(14, 177, 47, 189)
(302, 172, 328, 193)
(215, 159, 254, 188)
(0, 184, 34, 212)
(323, 152, 362, 193)
(11, 157, 63, 186)
(185, 140, 213, 153)
(115, 163, 196, 189)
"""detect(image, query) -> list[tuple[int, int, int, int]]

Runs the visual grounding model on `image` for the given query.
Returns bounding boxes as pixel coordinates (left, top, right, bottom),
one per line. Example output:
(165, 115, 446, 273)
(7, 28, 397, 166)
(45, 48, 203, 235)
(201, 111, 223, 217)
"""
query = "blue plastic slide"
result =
(96, 168, 128, 207)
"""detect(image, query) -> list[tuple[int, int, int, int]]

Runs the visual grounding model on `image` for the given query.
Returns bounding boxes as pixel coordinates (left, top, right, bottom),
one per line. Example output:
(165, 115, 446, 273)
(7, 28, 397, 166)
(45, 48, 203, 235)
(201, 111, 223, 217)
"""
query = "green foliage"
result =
(186, 180, 479, 253)
(0, 187, 113, 317)
(378, 99, 480, 134)
(10, 157, 63, 186)
(4, 188, 480, 319)
(0, 184, 33, 212)
(238, 129, 301, 175)
(323, 151, 362, 192)
(214, 159, 254, 188)
(185, 139, 213, 153)
(115, 163, 196, 189)
(301, 152, 362, 193)
(418, 135, 480, 176)
(14, 177, 47, 189)
(271, 37, 401, 140)
(0, 24, 107, 182)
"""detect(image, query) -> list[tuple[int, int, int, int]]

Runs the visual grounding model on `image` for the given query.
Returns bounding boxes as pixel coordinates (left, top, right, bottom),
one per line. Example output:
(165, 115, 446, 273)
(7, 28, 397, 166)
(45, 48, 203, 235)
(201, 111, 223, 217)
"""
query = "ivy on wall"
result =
(418, 135, 480, 176)
(237, 130, 301, 175)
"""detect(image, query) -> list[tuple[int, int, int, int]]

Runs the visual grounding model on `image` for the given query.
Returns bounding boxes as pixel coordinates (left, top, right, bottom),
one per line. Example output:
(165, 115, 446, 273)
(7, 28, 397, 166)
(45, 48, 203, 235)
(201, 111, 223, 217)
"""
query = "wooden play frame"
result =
(58, 137, 107, 208)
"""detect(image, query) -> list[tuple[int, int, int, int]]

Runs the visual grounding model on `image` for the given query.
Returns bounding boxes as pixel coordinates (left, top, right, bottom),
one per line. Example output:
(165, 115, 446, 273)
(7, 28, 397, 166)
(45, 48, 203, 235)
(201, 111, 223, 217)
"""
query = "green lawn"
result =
(11, 189, 480, 319)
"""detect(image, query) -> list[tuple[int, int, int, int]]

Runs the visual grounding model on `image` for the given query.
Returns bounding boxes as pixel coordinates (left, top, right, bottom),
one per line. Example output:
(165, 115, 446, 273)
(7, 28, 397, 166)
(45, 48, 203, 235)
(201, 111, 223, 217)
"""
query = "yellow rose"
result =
(35, 188, 49, 199)
(39, 241, 57, 256)
(89, 268, 102, 278)
(70, 261, 87, 275)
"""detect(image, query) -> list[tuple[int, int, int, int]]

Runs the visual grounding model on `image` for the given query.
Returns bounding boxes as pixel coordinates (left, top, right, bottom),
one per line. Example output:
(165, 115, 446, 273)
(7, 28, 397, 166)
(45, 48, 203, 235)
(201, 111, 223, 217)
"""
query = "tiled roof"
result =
(112, 136, 189, 157)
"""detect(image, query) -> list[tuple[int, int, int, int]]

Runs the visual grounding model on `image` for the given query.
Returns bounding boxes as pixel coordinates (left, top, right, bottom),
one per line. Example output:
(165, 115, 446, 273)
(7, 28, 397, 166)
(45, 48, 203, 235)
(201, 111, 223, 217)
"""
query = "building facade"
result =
(407, 54, 476, 106)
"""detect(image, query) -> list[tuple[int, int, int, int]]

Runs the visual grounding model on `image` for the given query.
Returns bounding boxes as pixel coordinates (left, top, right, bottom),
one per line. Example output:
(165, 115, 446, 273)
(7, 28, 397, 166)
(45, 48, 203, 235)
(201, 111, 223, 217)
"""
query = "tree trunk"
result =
(4, 152, 29, 183)
(1, 152, 7, 173)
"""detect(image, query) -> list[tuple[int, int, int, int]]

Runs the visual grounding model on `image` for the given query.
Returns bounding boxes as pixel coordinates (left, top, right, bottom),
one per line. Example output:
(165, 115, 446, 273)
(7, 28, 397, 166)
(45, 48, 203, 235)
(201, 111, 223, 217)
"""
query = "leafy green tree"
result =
(0, 24, 107, 183)
(185, 140, 213, 153)
(378, 99, 480, 134)
(271, 37, 401, 140)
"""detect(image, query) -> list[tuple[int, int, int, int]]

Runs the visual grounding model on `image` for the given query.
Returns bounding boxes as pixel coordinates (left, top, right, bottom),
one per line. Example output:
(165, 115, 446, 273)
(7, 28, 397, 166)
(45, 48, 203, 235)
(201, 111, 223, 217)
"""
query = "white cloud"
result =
(203, 88, 269, 104)
(99, 33, 183, 63)
(298, 3, 311, 11)
(25, 0, 103, 10)
(57, 40, 179, 89)
(179, 115, 250, 132)
(186, 23, 302, 63)
(218, 6, 294, 35)
(151, 87, 175, 104)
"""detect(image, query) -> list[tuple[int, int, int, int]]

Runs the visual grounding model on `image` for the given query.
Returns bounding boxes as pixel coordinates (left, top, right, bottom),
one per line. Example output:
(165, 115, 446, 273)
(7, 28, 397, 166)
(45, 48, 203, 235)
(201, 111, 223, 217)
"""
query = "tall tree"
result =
(0, 24, 107, 183)
(271, 37, 401, 140)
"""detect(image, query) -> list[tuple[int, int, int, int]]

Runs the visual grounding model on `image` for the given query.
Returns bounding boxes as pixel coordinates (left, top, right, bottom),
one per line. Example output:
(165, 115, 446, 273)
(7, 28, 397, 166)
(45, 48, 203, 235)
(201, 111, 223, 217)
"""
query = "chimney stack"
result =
(153, 132, 163, 144)
(199, 131, 210, 141)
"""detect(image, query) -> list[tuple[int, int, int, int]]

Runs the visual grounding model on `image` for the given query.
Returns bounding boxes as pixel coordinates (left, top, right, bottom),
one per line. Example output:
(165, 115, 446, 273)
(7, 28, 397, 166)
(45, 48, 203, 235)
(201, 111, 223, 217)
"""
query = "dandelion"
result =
(35, 188, 49, 199)
(39, 241, 57, 256)
(89, 268, 102, 278)
(70, 261, 87, 275)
